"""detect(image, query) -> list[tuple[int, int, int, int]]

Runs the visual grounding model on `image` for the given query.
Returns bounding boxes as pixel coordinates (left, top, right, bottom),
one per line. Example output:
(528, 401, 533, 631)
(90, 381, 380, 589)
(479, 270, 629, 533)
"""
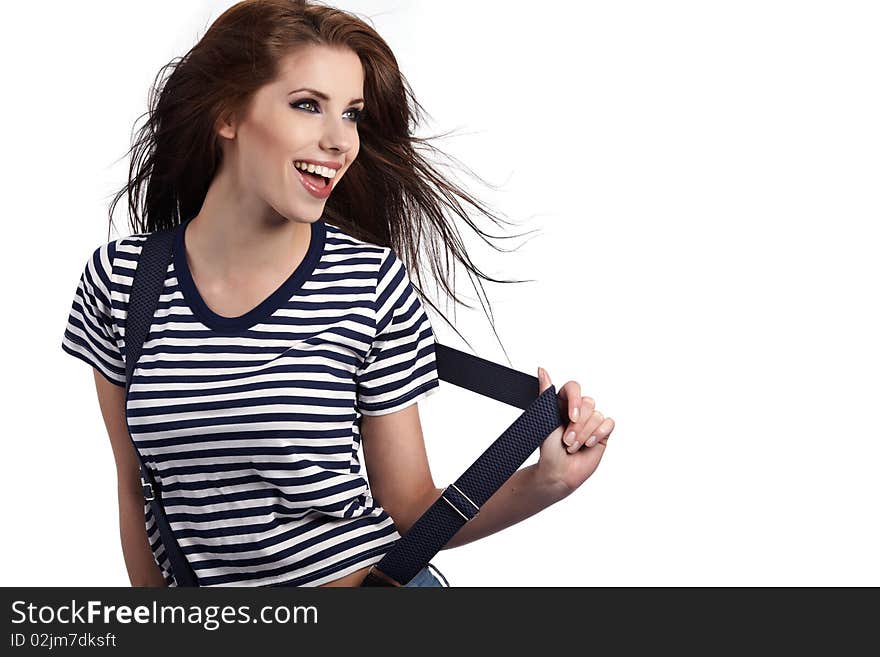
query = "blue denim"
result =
(403, 562, 449, 587)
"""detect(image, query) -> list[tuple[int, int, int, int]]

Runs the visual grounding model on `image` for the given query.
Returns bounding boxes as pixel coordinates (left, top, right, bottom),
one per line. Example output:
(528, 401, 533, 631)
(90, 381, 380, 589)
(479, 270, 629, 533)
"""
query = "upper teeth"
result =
(294, 161, 338, 178)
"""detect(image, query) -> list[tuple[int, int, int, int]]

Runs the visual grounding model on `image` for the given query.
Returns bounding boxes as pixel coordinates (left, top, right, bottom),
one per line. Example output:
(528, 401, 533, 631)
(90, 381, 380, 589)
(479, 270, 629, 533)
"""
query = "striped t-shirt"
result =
(61, 216, 441, 586)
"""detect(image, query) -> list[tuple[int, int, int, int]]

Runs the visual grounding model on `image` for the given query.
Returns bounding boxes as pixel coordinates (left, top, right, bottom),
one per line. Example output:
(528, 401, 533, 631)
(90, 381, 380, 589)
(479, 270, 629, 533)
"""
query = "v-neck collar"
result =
(171, 216, 326, 333)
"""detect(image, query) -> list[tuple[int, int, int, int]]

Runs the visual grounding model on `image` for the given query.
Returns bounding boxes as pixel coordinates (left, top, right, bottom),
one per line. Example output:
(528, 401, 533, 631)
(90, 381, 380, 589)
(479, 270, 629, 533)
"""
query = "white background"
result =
(2, 1, 877, 586)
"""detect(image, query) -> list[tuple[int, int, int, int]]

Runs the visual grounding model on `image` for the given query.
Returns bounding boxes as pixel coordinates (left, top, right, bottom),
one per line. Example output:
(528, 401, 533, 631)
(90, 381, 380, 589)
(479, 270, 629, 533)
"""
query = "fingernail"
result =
(568, 441, 580, 453)
(586, 434, 598, 447)
(572, 406, 579, 421)
(564, 431, 576, 446)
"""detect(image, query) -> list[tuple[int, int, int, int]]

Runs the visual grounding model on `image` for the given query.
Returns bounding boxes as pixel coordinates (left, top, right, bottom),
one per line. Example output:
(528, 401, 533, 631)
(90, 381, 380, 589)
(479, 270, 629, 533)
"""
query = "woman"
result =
(61, 0, 615, 587)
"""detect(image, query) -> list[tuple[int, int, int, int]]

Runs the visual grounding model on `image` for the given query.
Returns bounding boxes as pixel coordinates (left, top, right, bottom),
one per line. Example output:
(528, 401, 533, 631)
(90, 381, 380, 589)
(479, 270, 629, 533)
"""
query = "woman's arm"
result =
(442, 464, 569, 549)
(405, 465, 569, 549)
(93, 369, 167, 587)
(118, 490, 167, 586)
(361, 402, 570, 548)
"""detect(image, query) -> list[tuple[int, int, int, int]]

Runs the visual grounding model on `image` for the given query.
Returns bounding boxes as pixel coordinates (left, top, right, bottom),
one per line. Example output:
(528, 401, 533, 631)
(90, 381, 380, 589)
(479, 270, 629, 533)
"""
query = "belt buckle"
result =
(362, 564, 402, 587)
(141, 476, 155, 502)
(440, 483, 480, 522)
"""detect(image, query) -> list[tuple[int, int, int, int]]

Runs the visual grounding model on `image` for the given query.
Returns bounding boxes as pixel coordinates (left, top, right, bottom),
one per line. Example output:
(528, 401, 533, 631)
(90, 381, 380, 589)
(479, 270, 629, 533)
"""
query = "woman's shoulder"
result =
(322, 219, 389, 257)
(112, 231, 151, 270)
(78, 230, 157, 305)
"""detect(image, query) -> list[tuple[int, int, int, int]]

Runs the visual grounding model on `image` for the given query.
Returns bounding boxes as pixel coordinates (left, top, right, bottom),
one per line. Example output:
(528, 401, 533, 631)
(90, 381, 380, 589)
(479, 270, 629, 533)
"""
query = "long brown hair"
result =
(108, 0, 537, 362)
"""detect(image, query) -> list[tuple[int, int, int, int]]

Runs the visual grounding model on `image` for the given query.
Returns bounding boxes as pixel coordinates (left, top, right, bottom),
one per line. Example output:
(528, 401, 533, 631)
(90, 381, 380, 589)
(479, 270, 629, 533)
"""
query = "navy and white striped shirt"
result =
(61, 216, 440, 586)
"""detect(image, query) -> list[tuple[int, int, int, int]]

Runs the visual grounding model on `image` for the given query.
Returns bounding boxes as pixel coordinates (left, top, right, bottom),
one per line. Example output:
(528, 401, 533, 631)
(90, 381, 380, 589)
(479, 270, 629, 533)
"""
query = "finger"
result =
(537, 366, 552, 394)
(554, 380, 582, 445)
(566, 408, 605, 453)
(587, 420, 614, 451)
(577, 415, 614, 452)
(560, 380, 582, 424)
(539, 369, 578, 449)
(584, 414, 613, 448)
(562, 395, 593, 450)
(596, 417, 615, 443)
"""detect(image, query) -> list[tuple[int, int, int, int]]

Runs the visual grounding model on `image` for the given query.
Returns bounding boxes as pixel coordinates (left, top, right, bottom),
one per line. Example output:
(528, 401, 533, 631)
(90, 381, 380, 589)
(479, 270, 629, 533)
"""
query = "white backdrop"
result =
(2, 0, 877, 586)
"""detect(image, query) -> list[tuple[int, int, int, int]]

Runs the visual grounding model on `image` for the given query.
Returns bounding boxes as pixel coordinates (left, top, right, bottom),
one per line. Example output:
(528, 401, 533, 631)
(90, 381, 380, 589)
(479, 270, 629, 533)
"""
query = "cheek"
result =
(248, 114, 296, 163)
(248, 126, 296, 182)
(346, 140, 361, 170)
(247, 114, 279, 148)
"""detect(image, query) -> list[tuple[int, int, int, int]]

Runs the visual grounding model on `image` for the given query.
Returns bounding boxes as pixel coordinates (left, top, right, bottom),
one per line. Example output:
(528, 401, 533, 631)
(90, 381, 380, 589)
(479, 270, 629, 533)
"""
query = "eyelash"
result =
(290, 99, 363, 123)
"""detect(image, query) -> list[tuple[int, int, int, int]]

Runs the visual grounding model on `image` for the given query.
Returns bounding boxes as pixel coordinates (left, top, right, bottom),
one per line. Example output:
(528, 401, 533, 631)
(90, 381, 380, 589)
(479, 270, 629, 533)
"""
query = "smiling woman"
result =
(60, 0, 576, 590)
(108, 0, 534, 351)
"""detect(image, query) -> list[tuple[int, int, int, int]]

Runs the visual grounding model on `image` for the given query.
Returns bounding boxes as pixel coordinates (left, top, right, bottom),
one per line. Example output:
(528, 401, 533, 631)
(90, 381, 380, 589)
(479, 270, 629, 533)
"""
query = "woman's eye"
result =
(290, 99, 362, 123)
(291, 99, 319, 113)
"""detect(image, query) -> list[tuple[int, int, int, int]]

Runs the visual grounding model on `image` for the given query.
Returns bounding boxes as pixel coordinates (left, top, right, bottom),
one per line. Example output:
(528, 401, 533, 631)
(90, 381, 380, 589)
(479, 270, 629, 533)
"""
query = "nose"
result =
(318, 116, 355, 156)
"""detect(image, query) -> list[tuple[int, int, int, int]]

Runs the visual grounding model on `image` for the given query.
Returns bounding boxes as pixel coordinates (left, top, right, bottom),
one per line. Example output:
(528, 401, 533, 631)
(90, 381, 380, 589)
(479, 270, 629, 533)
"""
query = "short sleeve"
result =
(61, 240, 126, 387)
(356, 248, 441, 416)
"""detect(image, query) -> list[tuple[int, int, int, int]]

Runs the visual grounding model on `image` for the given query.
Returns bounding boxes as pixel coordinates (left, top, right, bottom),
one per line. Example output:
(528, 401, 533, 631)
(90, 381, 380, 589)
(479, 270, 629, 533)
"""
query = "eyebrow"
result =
(288, 87, 365, 105)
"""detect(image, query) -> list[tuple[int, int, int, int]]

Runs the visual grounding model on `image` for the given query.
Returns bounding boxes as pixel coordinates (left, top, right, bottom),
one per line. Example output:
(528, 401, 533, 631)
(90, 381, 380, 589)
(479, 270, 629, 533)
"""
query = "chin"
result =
(292, 207, 324, 223)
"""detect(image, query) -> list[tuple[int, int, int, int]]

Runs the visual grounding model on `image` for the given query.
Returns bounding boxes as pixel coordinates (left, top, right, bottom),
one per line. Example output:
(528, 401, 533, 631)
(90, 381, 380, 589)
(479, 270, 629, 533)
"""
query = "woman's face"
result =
(217, 44, 365, 222)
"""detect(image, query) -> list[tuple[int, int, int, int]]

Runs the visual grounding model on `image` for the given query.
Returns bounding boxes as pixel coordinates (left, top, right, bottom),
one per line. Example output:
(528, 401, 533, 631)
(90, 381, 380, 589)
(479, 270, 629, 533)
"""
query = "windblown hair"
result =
(108, 0, 536, 360)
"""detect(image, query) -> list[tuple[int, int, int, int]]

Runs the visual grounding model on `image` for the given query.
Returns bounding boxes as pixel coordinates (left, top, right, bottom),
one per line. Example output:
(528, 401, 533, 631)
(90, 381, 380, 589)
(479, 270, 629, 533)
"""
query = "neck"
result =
(185, 166, 315, 280)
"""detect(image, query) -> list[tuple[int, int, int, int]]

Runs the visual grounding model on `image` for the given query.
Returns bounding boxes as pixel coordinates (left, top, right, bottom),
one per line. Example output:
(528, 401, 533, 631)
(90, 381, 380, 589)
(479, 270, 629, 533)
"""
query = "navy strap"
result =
(127, 227, 567, 588)
(125, 228, 198, 587)
(361, 384, 564, 586)
(434, 344, 545, 411)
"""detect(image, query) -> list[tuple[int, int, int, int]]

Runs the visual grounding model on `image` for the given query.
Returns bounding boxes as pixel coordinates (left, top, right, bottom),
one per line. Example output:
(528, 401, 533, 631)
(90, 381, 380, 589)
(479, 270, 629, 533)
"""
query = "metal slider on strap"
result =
(363, 564, 402, 587)
(440, 483, 480, 522)
(141, 476, 157, 502)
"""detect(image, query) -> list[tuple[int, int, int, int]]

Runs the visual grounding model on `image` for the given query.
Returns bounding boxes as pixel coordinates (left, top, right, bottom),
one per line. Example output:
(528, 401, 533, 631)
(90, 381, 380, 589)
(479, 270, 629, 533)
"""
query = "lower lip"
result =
(295, 166, 334, 200)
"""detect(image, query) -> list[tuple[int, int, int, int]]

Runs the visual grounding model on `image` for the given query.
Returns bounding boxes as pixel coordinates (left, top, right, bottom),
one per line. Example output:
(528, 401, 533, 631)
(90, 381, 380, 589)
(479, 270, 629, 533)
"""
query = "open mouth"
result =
(294, 161, 338, 189)
(300, 169, 330, 188)
(293, 162, 336, 199)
